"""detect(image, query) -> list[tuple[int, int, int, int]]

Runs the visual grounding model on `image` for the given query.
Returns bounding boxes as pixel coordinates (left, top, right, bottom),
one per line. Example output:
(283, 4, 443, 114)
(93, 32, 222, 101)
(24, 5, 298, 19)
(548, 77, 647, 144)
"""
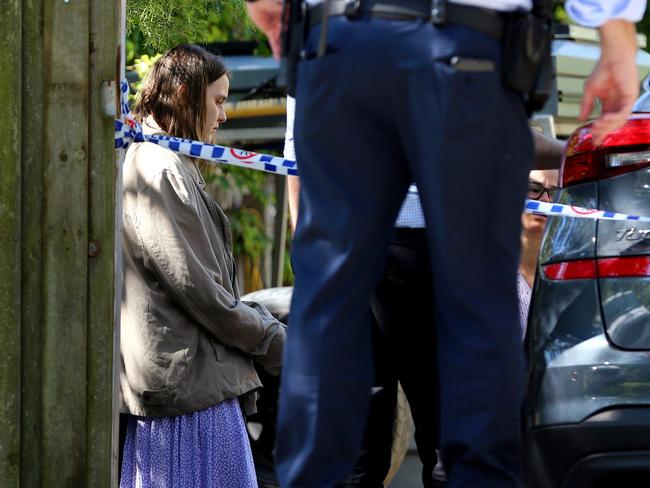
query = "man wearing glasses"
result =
(519, 170, 559, 337)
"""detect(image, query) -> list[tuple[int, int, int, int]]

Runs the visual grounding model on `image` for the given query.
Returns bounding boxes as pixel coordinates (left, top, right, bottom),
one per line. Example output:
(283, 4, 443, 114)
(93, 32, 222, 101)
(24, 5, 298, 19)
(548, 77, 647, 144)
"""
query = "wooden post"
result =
(41, 0, 91, 483)
(0, 0, 119, 486)
(0, 1, 22, 487)
(20, 0, 45, 486)
(271, 175, 289, 287)
(86, 0, 120, 484)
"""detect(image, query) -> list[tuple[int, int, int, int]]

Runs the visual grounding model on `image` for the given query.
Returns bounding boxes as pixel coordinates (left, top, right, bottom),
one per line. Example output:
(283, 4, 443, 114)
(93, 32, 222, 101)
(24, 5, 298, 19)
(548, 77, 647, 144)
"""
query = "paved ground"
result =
(388, 451, 421, 488)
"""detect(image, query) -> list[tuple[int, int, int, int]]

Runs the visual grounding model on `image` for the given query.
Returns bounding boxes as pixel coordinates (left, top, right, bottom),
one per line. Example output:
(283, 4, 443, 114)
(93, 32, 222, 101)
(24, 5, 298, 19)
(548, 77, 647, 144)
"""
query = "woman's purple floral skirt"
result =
(120, 398, 258, 488)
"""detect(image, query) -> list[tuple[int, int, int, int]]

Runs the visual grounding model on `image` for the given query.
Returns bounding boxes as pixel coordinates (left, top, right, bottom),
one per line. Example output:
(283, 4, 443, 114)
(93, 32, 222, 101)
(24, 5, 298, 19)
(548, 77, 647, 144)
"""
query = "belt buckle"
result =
(430, 0, 446, 25)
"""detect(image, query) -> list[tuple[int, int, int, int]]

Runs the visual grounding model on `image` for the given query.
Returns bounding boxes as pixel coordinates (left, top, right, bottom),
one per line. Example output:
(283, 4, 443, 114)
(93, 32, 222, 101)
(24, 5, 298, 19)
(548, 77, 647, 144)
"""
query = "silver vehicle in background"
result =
(524, 87, 650, 488)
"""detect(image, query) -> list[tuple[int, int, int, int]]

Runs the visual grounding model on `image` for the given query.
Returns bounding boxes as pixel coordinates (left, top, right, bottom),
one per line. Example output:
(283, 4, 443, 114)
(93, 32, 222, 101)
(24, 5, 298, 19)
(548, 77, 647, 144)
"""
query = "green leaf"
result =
(127, 0, 270, 53)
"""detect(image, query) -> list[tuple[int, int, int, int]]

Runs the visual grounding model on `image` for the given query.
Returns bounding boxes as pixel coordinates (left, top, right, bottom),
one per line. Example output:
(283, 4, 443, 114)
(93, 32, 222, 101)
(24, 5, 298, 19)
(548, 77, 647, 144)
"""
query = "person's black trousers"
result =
(252, 316, 395, 488)
(371, 227, 441, 488)
(255, 228, 440, 487)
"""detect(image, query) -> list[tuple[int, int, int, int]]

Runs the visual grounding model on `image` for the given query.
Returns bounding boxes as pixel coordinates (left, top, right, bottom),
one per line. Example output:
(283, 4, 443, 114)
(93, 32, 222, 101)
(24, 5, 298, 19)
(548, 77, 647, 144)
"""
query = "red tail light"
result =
(543, 256, 650, 280)
(561, 117, 650, 187)
(543, 259, 597, 280)
(562, 152, 596, 186)
(598, 256, 650, 277)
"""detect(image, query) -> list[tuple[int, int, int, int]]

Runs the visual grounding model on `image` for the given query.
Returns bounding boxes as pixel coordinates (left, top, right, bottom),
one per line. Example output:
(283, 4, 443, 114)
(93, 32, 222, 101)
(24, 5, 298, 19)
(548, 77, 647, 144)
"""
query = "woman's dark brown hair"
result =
(132, 44, 228, 141)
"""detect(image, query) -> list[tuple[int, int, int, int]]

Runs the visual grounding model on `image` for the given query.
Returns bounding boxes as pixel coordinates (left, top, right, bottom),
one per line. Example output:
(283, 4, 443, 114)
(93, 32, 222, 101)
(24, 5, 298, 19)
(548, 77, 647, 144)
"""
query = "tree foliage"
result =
(128, 0, 217, 51)
(127, 0, 266, 55)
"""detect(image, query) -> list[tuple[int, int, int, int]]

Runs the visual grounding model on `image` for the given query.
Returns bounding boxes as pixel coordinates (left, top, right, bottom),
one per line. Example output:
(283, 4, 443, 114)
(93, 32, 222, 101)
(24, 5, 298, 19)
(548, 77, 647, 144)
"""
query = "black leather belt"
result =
(307, 0, 509, 41)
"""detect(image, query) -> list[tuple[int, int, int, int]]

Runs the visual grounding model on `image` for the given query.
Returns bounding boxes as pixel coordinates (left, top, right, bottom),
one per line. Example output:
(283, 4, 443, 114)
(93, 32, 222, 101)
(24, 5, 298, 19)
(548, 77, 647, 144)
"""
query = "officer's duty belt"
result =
(307, 0, 507, 41)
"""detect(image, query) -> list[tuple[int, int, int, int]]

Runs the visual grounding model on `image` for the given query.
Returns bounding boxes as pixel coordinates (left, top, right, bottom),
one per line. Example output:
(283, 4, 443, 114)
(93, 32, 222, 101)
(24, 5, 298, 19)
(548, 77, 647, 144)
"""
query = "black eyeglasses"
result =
(527, 181, 558, 202)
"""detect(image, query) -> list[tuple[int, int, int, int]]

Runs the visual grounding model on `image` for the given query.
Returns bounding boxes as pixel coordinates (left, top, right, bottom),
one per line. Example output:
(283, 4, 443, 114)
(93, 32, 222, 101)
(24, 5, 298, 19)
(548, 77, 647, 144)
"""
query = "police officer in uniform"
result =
(245, 0, 645, 486)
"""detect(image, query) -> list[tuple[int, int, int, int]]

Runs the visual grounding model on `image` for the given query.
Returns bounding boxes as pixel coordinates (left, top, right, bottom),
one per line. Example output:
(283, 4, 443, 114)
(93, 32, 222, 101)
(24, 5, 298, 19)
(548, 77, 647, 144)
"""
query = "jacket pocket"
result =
(140, 388, 171, 406)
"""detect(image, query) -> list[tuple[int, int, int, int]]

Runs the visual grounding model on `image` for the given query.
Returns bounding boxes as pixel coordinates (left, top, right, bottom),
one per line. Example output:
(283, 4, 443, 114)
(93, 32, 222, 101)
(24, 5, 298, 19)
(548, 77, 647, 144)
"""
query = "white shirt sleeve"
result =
(284, 95, 296, 161)
(565, 0, 646, 28)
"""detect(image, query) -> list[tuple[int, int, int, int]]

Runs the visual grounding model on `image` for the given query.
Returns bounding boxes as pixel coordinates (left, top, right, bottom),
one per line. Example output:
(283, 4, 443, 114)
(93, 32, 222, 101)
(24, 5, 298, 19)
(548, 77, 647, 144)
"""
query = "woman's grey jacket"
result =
(121, 122, 286, 417)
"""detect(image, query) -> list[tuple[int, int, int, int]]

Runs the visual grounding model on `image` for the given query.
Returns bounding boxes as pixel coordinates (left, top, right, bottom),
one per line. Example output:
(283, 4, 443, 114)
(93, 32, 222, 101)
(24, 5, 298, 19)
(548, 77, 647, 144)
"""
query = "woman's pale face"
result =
(522, 169, 559, 237)
(202, 74, 229, 143)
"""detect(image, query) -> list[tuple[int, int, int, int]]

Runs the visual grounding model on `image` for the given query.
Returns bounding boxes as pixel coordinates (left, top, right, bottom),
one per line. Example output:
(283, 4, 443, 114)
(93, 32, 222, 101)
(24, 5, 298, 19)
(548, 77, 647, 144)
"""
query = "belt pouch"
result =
(502, 13, 553, 113)
(280, 0, 305, 97)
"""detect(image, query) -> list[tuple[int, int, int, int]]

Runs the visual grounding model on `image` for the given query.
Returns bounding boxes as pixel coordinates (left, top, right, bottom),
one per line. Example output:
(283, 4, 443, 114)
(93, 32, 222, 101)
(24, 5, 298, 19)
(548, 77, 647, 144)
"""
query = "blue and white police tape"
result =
(115, 80, 650, 222)
(119, 78, 130, 122)
(115, 120, 298, 176)
(525, 199, 650, 223)
(115, 80, 298, 176)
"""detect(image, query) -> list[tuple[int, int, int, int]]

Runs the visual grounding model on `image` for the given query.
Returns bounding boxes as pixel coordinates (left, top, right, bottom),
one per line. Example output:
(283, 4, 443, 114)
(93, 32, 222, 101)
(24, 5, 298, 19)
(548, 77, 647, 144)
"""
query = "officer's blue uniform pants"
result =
(276, 15, 533, 488)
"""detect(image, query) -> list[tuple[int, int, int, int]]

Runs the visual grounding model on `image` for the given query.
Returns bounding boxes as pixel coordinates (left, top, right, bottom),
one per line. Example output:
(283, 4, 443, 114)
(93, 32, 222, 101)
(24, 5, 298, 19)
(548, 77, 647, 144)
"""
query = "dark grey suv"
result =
(525, 97, 650, 488)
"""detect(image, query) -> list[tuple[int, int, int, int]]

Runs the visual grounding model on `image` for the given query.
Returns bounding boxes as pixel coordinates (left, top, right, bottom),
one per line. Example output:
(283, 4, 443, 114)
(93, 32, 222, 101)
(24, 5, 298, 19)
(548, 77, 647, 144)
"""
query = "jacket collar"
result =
(143, 116, 206, 190)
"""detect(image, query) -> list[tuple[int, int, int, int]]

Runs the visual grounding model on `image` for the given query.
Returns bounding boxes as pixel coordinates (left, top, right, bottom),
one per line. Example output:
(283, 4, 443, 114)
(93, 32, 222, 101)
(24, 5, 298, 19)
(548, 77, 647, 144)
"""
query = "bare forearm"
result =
(531, 129, 565, 170)
(245, 0, 284, 59)
(580, 19, 639, 144)
(600, 19, 638, 60)
(287, 175, 300, 232)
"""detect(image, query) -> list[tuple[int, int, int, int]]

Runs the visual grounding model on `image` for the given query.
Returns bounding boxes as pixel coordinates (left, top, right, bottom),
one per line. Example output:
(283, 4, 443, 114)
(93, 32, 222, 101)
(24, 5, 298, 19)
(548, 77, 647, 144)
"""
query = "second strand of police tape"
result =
(115, 80, 650, 224)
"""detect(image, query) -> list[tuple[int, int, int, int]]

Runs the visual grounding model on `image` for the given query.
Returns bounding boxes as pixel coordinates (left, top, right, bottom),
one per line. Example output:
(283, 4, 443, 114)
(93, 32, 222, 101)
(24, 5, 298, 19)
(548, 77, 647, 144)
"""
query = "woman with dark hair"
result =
(119, 44, 285, 488)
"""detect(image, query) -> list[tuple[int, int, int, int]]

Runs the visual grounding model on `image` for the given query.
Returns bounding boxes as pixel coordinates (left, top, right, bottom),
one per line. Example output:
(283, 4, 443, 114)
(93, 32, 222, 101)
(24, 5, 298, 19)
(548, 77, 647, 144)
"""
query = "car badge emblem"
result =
(615, 227, 650, 241)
